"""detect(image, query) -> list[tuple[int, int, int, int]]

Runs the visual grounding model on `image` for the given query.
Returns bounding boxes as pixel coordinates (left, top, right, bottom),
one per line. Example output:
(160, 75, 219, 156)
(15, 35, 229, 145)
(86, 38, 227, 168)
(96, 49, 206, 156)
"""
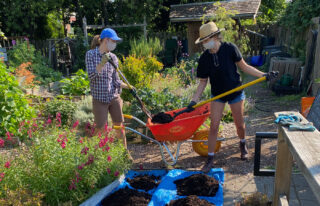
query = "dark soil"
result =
(151, 112, 173, 124)
(174, 174, 219, 196)
(100, 187, 151, 206)
(126, 174, 161, 191)
(166, 195, 215, 206)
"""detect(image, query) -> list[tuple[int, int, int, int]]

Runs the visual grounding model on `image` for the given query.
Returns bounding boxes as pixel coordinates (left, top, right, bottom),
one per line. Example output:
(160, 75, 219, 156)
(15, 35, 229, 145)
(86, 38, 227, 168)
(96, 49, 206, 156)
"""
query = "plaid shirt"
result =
(85, 48, 122, 103)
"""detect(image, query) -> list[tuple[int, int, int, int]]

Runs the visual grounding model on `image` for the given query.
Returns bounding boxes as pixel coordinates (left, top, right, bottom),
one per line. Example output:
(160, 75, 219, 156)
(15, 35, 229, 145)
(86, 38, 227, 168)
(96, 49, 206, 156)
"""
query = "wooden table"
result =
(273, 111, 320, 205)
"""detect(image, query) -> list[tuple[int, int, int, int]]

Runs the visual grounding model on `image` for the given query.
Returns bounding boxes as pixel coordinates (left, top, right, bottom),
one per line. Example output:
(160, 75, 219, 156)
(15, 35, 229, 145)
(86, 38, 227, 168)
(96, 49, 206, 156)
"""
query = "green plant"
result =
(42, 98, 76, 126)
(129, 37, 163, 58)
(0, 123, 131, 205)
(119, 55, 163, 101)
(0, 188, 44, 206)
(60, 69, 90, 95)
(73, 96, 94, 134)
(0, 61, 35, 137)
(8, 41, 63, 85)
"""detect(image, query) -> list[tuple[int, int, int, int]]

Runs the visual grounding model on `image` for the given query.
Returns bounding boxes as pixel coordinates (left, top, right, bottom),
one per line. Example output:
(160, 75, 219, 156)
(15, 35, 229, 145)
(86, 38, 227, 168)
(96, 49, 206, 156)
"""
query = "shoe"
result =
(201, 155, 214, 173)
(240, 141, 249, 160)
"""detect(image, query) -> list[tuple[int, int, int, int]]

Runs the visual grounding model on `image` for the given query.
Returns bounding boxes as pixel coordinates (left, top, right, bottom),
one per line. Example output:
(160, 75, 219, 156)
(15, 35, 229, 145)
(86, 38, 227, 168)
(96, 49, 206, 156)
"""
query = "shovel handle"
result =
(193, 76, 267, 109)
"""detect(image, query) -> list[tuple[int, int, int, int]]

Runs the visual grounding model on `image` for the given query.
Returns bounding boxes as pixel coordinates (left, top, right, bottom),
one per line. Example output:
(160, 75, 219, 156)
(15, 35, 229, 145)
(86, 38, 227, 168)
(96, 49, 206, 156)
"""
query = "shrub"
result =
(0, 188, 44, 206)
(119, 55, 163, 101)
(0, 123, 131, 205)
(8, 41, 62, 85)
(41, 98, 76, 126)
(60, 69, 90, 95)
(129, 37, 162, 58)
(73, 96, 94, 134)
(0, 61, 35, 137)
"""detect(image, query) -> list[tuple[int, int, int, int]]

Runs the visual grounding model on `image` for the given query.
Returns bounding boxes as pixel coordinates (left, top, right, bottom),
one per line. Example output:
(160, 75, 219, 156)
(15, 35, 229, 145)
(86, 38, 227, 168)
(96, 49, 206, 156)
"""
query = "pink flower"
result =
(28, 129, 32, 139)
(61, 141, 66, 149)
(4, 161, 10, 169)
(109, 137, 114, 143)
(72, 120, 79, 129)
(0, 173, 5, 178)
(107, 168, 111, 174)
(0, 138, 4, 147)
(104, 123, 108, 132)
(114, 171, 119, 177)
(78, 164, 85, 170)
(56, 113, 61, 127)
(79, 138, 83, 144)
(81, 147, 89, 155)
(68, 183, 76, 190)
(107, 156, 112, 162)
(6, 131, 12, 141)
(57, 138, 61, 143)
(46, 118, 52, 125)
(105, 146, 110, 152)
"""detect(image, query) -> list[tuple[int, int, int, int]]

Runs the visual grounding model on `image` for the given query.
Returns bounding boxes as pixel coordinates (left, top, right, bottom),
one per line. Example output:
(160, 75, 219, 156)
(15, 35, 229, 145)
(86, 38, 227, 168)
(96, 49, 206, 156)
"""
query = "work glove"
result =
(99, 53, 110, 66)
(263, 71, 279, 81)
(186, 101, 197, 113)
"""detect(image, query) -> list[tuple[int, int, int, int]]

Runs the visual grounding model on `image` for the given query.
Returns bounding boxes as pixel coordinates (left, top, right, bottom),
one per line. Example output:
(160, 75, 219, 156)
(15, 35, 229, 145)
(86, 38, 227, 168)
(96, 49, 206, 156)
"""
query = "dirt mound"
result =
(127, 174, 161, 191)
(166, 195, 215, 206)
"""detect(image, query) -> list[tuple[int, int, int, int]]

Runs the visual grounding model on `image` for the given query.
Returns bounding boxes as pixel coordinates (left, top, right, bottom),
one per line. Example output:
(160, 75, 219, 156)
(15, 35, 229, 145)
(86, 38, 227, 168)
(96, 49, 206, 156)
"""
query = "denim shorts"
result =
(212, 91, 246, 104)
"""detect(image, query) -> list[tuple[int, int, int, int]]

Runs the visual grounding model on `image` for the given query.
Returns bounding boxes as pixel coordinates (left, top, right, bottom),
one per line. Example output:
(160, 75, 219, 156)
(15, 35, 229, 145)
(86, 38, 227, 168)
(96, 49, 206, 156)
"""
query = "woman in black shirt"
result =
(188, 21, 277, 173)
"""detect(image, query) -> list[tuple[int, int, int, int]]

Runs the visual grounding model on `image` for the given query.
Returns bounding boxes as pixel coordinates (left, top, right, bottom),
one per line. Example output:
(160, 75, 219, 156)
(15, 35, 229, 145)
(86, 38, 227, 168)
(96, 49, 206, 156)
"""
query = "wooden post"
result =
(48, 40, 52, 65)
(83, 17, 88, 46)
(311, 17, 320, 96)
(143, 16, 147, 40)
(273, 126, 293, 206)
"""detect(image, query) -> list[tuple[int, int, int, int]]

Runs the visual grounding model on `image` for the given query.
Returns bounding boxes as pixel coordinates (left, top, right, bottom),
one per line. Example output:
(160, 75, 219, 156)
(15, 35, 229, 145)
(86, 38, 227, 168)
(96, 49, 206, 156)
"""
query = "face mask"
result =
(203, 40, 215, 50)
(107, 40, 117, 51)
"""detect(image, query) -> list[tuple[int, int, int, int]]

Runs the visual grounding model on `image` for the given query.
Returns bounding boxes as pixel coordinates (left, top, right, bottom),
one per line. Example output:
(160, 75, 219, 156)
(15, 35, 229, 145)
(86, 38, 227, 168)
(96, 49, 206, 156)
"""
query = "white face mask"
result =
(107, 40, 117, 51)
(203, 40, 215, 50)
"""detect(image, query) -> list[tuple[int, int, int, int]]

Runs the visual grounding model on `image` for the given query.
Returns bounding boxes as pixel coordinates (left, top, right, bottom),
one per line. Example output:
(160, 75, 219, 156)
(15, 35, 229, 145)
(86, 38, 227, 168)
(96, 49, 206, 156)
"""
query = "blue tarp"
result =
(97, 168, 224, 206)
(148, 168, 224, 206)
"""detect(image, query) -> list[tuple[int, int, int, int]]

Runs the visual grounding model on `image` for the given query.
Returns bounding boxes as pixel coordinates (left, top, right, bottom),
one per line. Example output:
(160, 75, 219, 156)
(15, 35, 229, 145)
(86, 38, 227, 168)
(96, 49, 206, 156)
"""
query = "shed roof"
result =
(170, 0, 261, 22)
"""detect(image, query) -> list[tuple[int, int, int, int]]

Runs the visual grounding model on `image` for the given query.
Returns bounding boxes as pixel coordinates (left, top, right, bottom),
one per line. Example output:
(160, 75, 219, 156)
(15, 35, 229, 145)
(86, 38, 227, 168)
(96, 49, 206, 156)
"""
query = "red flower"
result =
(0, 138, 4, 147)
(78, 164, 85, 170)
(28, 129, 32, 139)
(6, 131, 12, 141)
(4, 161, 10, 169)
(46, 118, 52, 125)
(109, 137, 114, 143)
(107, 168, 111, 174)
(104, 123, 108, 132)
(61, 141, 66, 149)
(72, 120, 79, 129)
(114, 171, 119, 177)
(0, 173, 5, 178)
(79, 138, 83, 144)
(105, 146, 110, 152)
(107, 156, 112, 162)
(81, 147, 89, 155)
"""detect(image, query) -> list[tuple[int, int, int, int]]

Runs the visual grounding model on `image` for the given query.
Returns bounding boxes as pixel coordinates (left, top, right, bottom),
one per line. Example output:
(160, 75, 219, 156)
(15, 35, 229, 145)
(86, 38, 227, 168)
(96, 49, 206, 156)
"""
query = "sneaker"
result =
(240, 141, 249, 160)
(201, 155, 214, 173)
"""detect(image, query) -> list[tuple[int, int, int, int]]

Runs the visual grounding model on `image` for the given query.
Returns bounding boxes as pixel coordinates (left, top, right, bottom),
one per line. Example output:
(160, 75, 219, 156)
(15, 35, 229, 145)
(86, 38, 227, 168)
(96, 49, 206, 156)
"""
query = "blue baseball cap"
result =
(100, 28, 122, 41)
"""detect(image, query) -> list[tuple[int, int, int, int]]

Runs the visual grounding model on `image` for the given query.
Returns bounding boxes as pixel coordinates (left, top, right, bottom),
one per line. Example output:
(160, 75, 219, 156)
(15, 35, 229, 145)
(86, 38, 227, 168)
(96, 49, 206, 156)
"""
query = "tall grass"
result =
(129, 37, 162, 58)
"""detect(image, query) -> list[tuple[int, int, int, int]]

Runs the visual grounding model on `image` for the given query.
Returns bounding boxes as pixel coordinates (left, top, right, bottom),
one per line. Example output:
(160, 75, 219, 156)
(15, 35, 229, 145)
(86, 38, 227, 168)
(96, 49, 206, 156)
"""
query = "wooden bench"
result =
(273, 111, 320, 205)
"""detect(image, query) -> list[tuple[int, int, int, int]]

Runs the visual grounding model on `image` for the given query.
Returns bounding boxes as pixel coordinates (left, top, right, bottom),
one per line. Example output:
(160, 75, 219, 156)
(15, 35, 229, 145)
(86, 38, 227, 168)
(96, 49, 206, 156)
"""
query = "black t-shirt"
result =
(197, 42, 243, 101)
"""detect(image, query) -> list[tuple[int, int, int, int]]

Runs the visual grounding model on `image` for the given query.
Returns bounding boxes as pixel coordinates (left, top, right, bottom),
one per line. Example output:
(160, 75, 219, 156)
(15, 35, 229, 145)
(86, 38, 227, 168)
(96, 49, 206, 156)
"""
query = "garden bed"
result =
(81, 169, 224, 206)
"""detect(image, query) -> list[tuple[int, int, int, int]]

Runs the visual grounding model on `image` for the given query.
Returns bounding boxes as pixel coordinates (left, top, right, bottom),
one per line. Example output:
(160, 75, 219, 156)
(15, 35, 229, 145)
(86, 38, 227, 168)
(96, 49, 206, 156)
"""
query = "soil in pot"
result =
(166, 195, 215, 206)
(174, 174, 219, 196)
(127, 174, 161, 191)
(101, 186, 151, 206)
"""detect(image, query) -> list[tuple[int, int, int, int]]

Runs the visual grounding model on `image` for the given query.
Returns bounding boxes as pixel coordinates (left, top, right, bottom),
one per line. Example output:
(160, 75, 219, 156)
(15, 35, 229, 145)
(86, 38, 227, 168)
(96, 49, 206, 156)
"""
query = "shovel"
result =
(104, 54, 153, 119)
(152, 76, 267, 124)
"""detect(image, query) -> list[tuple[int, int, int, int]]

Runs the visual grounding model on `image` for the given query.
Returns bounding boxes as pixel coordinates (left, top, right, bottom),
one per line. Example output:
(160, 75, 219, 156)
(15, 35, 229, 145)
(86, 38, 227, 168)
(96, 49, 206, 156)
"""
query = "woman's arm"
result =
(192, 78, 208, 102)
(236, 58, 265, 78)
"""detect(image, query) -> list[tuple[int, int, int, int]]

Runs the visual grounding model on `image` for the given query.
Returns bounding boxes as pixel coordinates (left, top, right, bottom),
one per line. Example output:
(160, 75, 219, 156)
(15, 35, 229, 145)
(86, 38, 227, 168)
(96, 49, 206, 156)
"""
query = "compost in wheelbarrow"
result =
(146, 103, 210, 142)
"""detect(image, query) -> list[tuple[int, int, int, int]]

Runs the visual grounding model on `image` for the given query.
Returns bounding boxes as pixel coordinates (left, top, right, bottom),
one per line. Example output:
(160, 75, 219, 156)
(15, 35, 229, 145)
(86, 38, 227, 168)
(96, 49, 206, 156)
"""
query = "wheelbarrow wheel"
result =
(192, 129, 221, 156)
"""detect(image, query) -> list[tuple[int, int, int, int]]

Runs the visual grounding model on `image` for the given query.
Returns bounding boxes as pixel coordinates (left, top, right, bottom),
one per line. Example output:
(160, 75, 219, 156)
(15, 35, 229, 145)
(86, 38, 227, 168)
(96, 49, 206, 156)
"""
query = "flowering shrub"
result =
(0, 61, 35, 137)
(14, 62, 37, 86)
(0, 117, 131, 205)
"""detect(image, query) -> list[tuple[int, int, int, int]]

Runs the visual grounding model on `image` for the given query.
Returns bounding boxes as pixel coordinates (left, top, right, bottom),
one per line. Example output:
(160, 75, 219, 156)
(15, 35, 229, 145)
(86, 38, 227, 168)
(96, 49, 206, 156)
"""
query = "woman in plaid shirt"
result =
(85, 28, 131, 151)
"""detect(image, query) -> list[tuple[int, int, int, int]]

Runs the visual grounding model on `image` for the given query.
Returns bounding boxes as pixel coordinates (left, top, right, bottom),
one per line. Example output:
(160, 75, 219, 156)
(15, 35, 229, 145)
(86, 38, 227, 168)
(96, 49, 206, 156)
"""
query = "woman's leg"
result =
(92, 98, 108, 136)
(229, 100, 248, 160)
(202, 101, 225, 173)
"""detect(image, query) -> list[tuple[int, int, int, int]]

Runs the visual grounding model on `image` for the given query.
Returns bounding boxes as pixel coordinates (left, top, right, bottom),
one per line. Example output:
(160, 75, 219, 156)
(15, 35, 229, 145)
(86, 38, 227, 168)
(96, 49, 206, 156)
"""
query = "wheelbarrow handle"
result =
(174, 76, 267, 118)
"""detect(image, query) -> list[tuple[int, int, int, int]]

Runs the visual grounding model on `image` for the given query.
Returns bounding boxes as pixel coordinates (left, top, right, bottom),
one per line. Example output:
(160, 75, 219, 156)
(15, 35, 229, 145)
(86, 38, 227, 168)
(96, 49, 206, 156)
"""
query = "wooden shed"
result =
(169, 0, 261, 55)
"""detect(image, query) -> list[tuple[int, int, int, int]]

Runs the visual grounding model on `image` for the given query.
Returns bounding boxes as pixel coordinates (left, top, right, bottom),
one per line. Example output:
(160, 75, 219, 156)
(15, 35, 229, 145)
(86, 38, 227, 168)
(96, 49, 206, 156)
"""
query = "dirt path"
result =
(128, 75, 301, 174)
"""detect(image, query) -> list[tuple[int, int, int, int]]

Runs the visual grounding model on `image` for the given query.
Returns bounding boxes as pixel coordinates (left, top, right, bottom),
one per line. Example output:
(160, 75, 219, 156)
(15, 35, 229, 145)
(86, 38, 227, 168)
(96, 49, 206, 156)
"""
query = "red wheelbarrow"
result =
(114, 103, 224, 166)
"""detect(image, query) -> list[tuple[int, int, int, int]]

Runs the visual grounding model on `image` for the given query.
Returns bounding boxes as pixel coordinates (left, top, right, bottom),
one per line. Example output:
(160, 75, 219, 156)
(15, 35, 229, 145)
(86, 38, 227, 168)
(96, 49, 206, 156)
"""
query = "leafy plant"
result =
(0, 61, 35, 137)
(41, 98, 76, 126)
(8, 41, 63, 85)
(73, 96, 94, 134)
(129, 37, 163, 58)
(119, 55, 163, 101)
(0, 121, 131, 205)
(0, 188, 44, 206)
(60, 69, 90, 95)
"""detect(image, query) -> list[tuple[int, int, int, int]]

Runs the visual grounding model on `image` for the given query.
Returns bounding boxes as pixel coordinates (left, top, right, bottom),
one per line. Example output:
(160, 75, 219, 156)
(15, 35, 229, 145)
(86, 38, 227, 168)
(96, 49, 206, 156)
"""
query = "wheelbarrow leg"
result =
(160, 141, 186, 166)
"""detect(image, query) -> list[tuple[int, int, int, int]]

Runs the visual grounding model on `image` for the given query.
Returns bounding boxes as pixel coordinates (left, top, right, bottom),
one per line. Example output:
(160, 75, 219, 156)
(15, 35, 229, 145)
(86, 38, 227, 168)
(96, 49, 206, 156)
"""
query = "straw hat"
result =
(195, 22, 224, 44)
